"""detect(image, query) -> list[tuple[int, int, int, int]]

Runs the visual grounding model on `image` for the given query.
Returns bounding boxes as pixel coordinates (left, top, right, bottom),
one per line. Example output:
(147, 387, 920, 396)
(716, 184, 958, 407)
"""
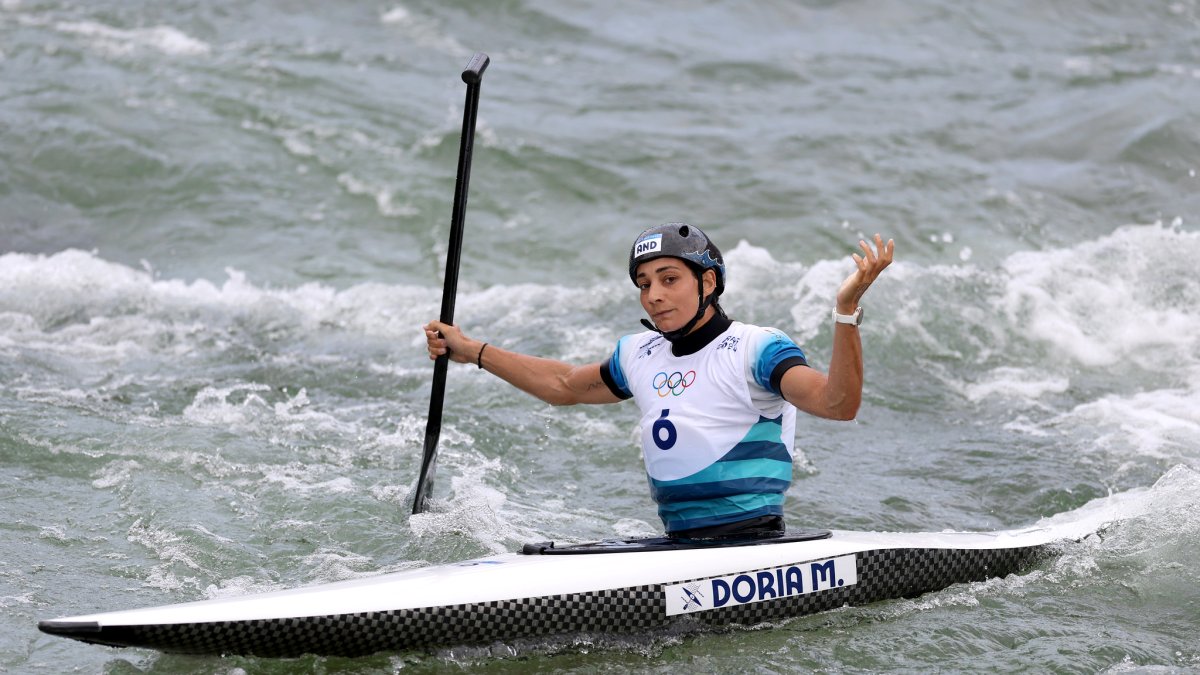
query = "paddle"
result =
(412, 52, 491, 515)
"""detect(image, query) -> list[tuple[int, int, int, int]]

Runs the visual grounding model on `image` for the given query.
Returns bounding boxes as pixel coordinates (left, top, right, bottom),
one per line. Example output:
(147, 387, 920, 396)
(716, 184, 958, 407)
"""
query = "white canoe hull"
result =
(39, 527, 1058, 657)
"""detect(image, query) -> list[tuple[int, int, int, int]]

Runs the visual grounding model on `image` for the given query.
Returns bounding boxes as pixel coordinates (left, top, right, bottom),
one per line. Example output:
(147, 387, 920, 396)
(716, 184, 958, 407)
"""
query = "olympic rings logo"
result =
(652, 371, 697, 397)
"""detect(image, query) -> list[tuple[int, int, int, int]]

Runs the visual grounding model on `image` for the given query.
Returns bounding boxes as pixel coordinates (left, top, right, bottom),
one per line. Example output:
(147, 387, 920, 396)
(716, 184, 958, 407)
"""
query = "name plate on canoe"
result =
(664, 554, 857, 616)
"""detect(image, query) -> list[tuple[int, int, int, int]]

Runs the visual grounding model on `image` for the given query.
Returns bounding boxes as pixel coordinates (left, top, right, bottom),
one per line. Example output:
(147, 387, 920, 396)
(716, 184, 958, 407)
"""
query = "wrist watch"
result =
(832, 306, 864, 326)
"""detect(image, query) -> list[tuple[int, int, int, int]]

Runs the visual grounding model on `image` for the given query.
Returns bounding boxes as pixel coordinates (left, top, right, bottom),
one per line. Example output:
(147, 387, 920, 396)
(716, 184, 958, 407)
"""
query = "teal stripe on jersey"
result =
(740, 415, 784, 444)
(651, 458, 792, 488)
(657, 492, 786, 532)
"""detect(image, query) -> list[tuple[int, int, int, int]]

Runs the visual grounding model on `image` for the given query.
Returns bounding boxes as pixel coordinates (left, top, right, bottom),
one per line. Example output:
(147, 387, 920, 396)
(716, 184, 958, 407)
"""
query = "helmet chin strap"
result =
(640, 272, 717, 342)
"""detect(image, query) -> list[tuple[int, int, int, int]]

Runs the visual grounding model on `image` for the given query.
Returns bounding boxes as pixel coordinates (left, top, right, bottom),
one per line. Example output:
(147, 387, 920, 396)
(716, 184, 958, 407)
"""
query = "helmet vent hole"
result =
(678, 225, 690, 237)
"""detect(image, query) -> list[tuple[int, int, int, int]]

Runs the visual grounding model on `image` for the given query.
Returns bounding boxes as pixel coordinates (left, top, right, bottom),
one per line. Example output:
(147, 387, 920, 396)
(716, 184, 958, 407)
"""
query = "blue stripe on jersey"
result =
(605, 337, 633, 399)
(651, 473, 791, 502)
(648, 415, 793, 533)
(753, 329, 807, 395)
(719, 440, 792, 463)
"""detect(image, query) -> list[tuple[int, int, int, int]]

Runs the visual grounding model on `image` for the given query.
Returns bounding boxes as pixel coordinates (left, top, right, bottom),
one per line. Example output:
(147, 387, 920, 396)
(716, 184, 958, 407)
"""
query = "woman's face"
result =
(635, 258, 715, 334)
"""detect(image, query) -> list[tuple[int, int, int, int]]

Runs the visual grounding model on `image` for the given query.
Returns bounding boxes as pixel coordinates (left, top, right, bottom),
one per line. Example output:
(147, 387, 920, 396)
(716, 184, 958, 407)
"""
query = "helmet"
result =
(628, 223, 727, 341)
(627, 222, 725, 296)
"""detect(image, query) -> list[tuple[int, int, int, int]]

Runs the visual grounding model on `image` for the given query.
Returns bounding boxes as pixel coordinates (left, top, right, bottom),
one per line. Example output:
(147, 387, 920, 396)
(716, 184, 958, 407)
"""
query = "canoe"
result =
(38, 525, 1057, 657)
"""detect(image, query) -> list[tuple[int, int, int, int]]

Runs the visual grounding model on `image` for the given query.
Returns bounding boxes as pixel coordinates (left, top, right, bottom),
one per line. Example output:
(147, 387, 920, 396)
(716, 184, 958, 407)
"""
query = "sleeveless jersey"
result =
(603, 321, 807, 533)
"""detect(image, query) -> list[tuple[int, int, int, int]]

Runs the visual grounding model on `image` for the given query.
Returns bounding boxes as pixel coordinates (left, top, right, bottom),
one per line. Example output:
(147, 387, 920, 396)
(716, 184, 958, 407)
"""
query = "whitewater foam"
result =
(54, 20, 211, 57)
(962, 367, 1070, 403)
(1000, 222, 1199, 370)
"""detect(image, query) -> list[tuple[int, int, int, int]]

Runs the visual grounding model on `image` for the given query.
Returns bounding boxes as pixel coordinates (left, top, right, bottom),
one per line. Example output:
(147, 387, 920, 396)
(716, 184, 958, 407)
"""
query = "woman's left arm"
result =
(781, 234, 894, 420)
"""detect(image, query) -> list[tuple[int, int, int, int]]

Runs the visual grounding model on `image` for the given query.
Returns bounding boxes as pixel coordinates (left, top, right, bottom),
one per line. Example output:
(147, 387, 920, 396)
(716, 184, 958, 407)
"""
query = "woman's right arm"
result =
(424, 320, 621, 406)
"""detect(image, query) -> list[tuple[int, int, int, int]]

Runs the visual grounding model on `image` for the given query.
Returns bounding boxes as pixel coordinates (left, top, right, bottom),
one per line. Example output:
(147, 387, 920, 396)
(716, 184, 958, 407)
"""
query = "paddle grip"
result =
(462, 53, 490, 84)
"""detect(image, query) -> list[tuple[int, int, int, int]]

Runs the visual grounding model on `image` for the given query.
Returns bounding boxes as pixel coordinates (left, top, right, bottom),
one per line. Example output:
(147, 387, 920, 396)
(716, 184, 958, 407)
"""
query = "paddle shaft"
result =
(413, 53, 490, 515)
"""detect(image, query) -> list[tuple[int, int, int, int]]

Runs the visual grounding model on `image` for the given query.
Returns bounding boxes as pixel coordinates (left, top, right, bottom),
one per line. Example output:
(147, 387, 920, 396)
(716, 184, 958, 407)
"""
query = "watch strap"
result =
(832, 306, 864, 326)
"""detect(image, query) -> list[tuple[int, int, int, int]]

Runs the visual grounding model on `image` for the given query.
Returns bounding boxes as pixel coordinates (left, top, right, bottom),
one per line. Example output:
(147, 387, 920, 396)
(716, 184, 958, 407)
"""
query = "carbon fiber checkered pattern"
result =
(76, 544, 1048, 657)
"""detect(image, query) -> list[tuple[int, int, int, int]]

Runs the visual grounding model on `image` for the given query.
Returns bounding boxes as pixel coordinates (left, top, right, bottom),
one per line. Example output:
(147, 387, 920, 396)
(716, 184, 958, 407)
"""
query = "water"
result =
(3, 0, 1199, 672)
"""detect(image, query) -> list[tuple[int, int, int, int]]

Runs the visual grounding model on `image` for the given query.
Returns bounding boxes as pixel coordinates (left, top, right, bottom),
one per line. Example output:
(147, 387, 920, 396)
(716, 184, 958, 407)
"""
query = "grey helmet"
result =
(628, 223, 726, 340)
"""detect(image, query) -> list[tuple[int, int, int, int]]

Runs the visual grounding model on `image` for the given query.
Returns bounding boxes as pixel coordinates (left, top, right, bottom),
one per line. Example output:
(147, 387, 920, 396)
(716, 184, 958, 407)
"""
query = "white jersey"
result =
(602, 318, 808, 533)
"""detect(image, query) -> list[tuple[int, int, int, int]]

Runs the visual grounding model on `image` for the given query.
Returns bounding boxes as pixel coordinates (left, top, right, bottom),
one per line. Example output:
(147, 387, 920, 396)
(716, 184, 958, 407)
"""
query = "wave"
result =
(54, 20, 211, 57)
(723, 222, 1200, 487)
(719, 220, 1199, 377)
(4, 219, 1197, 407)
(3, 223, 1198, 537)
